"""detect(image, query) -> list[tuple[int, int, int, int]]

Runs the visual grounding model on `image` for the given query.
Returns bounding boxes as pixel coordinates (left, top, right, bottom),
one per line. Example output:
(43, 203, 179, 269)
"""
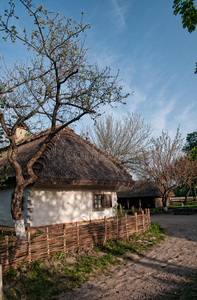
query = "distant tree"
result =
(0, 1, 128, 238)
(82, 113, 152, 177)
(182, 156, 197, 201)
(184, 131, 197, 152)
(189, 146, 197, 160)
(182, 131, 197, 200)
(140, 128, 191, 208)
(173, 0, 197, 73)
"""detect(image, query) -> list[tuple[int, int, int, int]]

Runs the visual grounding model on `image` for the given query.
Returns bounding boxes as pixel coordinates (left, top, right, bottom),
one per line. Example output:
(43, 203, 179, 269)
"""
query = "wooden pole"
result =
(142, 210, 145, 230)
(76, 223, 79, 250)
(139, 199, 141, 209)
(135, 212, 138, 233)
(5, 236, 9, 266)
(46, 227, 50, 259)
(116, 215, 119, 240)
(0, 264, 2, 300)
(127, 199, 130, 210)
(89, 220, 94, 249)
(63, 224, 66, 253)
(103, 217, 107, 245)
(27, 231, 31, 266)
(148, 208, 151, 228)
(125, 214, 129, 240)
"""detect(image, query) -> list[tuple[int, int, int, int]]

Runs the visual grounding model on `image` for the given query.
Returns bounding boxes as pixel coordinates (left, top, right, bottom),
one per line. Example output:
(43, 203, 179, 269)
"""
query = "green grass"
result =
(102, 222, 165, 256)
(150, 207, 166, 213)
(2, 223, 165, 300)
(169, 203, 197, 208)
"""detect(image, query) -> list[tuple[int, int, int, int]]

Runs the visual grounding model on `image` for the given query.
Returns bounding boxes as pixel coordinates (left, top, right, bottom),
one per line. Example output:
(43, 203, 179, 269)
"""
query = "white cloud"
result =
(127, 89, 146, 113)
(151, 99, 176, 135)
(176, 102, 195, 123)
(109, 0, 129, 30)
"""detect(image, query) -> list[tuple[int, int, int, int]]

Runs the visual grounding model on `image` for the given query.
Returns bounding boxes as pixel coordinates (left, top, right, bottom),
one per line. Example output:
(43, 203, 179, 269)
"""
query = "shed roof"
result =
(117, 180, 162, 198)
(0, 127, 134, 187)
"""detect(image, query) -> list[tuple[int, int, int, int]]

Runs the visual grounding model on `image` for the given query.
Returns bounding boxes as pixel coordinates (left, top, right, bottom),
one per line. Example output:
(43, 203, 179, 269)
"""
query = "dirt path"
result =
(59, 214, 197, 300)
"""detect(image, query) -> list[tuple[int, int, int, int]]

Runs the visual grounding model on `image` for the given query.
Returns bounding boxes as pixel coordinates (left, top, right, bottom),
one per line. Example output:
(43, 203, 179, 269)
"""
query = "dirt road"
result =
(60, 214, 197, 300)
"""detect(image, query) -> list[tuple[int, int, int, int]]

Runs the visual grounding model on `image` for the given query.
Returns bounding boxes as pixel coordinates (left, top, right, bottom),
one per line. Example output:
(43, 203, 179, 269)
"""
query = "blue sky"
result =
(0, 0, 197, 140)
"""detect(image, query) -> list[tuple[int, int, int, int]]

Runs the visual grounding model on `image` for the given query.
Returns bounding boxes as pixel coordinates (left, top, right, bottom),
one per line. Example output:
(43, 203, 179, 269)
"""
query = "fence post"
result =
(76, 223, 79, 250)
(0, 264, 2, 300)
(125, 213, 129, 240)
(27, 231, 31, 266)
(142, 210, 145, 231)
(46, 227, 50, 259)
(89, 220, 94, 249)
(103, 217, 107, 245)
(5, 236, 9, 266)
(148, 208, 151, 228)
(116, 215, 119, 240)
(63, 224, 66, 253)
(135, 213, 138, 233)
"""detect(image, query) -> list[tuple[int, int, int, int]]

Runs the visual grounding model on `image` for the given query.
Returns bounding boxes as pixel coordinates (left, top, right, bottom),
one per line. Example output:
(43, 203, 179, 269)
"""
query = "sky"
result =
(0, 0, 197, 140)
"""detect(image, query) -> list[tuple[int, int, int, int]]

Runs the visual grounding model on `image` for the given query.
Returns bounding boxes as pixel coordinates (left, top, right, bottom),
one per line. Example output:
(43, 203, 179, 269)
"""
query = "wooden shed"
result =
(117, 180, 163, 209)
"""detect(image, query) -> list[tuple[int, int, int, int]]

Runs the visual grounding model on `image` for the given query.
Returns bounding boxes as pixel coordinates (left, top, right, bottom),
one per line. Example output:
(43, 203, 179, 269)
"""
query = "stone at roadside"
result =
(122, 253, 140, 260)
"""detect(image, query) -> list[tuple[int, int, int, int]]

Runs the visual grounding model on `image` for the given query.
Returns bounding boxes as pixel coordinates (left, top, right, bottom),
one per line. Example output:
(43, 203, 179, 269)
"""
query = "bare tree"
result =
(82, 113, 152, 177)
(182, 158, 197, 202)
(0, 1, 128, 238)
(140, 128, 194, 208)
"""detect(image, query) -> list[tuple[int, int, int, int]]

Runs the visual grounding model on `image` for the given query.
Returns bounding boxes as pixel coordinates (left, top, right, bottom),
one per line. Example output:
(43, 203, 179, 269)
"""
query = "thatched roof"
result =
(117, 180, 162, 198)
(0, 127, 134, 187)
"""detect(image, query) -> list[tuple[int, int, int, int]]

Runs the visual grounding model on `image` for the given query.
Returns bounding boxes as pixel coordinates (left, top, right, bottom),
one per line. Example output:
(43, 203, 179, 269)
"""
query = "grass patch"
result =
(2, 223, 165, 300)
(102, 222, 165, 256)
(169, 203, 197, 208)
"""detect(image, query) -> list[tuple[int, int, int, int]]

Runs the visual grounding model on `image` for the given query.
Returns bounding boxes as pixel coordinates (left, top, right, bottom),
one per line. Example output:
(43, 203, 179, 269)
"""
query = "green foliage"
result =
(149, 207, 165, 213)
(184, 131, 197, 152)
(169, 203, 197, 208)
(173, 0, 197, 33)
(174, 185, 191, 196)
(189, 146, 197, 160)
(113, 204, 126, 218)
(173, 1, 197, 73)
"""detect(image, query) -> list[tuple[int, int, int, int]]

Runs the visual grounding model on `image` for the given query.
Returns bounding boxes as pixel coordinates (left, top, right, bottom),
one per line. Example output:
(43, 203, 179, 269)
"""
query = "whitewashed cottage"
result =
(0, 127, 134, 228)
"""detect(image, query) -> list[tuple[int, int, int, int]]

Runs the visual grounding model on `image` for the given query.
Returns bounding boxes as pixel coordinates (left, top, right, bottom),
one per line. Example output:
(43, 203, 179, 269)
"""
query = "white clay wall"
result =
(28, 187, 117, 227)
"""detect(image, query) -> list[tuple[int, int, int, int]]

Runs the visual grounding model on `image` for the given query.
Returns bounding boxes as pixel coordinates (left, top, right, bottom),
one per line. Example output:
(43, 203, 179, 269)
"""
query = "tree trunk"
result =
(193, 185, 197, 201)
(11, 187, 26, 239)
(185, 185, 191, 204)
(162, 195, 168, 211)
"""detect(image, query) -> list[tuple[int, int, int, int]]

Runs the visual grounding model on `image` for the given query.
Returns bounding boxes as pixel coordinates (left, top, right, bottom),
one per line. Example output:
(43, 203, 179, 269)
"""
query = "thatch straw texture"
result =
(118, 180, 162, 198)
(0, 127, 134, 187)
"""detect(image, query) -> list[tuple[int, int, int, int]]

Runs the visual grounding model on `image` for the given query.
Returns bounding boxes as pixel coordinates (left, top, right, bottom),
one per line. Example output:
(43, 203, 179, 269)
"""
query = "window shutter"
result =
(104, 194, 112, 208)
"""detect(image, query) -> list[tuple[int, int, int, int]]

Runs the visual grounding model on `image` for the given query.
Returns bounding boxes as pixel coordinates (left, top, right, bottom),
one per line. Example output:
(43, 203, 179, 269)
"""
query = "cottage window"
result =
(93, 194, 112, 211)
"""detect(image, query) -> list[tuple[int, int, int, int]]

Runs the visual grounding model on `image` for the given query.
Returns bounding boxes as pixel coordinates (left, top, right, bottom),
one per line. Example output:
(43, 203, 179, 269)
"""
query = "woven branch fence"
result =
(0, 210, 150, 274)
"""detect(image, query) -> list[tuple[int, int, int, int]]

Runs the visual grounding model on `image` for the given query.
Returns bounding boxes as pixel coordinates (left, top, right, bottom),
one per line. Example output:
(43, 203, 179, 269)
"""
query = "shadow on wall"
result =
(30, 189, 113, 227)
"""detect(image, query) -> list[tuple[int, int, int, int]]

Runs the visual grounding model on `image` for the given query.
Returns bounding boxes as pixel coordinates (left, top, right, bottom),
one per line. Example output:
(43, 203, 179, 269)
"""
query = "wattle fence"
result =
(0, 210, 150, 274)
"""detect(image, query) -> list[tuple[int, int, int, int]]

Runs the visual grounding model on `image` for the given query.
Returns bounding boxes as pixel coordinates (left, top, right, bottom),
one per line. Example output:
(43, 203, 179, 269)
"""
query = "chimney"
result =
(15, 122, 29, 143)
